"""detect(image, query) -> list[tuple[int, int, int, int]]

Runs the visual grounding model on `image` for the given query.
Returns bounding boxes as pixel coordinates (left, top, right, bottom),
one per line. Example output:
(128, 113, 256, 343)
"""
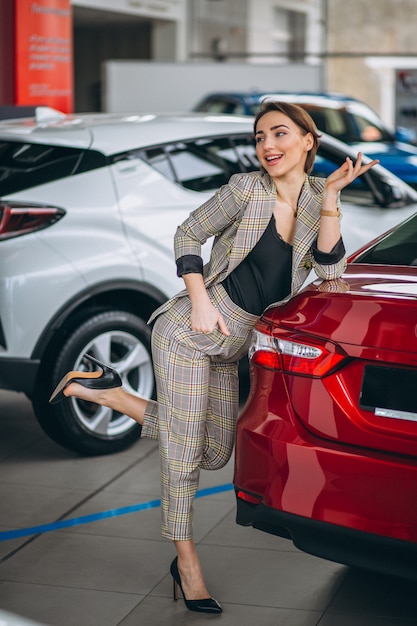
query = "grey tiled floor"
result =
(1, 390, 417, 626)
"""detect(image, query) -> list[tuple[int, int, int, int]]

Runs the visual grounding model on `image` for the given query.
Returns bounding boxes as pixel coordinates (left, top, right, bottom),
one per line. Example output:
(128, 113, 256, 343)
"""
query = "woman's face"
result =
(255, 110, 313, 180)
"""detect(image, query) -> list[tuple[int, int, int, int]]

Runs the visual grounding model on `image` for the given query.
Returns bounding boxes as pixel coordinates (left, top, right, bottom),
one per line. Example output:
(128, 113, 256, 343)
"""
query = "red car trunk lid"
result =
(261, 265, 417, 456)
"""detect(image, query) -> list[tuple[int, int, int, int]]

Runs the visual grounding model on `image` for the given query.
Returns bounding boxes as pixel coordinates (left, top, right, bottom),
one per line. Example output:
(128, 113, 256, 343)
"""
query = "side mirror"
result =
(377, 179, 408, 207)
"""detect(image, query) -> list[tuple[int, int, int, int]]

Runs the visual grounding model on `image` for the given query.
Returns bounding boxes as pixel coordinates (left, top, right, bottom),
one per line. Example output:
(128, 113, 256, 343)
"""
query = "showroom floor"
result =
(0, 389, 416, 626)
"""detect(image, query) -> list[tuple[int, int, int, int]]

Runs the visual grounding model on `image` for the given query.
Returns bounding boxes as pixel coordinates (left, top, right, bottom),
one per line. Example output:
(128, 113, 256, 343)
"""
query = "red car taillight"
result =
(249, 322, 347, 377)
(0, 201, 65, 240)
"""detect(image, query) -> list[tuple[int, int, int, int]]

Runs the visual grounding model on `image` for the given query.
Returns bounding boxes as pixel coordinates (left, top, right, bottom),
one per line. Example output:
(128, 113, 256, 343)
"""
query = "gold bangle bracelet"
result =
(320, 210, 340, 217)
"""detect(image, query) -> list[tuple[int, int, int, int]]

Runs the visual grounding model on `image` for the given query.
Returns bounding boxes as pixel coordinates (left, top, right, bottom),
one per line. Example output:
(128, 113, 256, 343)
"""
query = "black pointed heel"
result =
(170, 557, 222, 614)
(49, 354, 122, 404)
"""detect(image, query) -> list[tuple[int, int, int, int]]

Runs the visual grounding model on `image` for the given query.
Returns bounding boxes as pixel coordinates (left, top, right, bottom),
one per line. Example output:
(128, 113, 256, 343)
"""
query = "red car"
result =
(234, 211, 417, 581)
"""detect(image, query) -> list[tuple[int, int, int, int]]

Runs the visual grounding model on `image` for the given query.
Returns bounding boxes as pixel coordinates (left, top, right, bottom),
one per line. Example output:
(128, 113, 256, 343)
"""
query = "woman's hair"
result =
(254, 100, 321, 173)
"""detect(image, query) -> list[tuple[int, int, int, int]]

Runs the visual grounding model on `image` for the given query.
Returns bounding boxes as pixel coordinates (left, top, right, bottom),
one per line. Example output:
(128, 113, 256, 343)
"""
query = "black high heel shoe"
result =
(49, 354, 122, 404)
(170, 557, 222, 614)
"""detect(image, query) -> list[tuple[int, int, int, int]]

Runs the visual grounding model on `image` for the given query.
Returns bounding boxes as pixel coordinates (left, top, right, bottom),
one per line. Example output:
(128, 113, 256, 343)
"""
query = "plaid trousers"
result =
(141, 284, 258, 541)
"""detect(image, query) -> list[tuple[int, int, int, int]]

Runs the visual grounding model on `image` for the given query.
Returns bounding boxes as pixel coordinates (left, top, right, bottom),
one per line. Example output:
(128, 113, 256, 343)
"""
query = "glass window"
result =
(273, 8, 306, 61)
(232, 136, 259, 169)
(304, 106, 354, 142)
(197, 99, 241, 115)
(302, 103, 392, 143)
(0, 141, 106, 195)
(142, 146, 176, 181)
(140, 134, 257, 192)
(167, 142, 225, 191)
(353, 213, 417, 266)
(347, 101, 392, 141)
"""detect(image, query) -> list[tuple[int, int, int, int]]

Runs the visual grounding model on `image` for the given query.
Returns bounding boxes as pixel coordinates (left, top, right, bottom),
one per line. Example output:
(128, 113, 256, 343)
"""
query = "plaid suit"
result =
(143, 171, 347, 540)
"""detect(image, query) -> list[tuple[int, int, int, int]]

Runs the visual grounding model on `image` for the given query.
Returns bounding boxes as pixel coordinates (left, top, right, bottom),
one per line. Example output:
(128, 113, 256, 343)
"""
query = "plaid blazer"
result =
(149, 171, 347, 323)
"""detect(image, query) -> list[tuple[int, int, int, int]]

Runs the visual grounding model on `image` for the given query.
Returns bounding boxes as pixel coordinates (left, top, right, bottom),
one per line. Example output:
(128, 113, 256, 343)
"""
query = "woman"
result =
(49, 101, 378, 613)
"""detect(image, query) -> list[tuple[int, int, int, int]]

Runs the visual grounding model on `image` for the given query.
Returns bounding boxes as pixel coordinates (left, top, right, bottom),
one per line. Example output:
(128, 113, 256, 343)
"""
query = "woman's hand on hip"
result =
(182, 271, 230, 335)
(190, 302, 230, 336)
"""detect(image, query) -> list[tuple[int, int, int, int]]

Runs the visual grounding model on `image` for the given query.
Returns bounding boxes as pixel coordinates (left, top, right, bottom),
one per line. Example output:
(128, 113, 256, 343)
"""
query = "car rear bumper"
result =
(0, 358, 40, 395)
(235, 495, 417, 581)
(234, 413, 417, 552)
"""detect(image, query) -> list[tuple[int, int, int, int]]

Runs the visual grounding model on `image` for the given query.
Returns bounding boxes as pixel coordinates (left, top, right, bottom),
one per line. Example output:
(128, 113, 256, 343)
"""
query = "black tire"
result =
(32, 310, 155, 456)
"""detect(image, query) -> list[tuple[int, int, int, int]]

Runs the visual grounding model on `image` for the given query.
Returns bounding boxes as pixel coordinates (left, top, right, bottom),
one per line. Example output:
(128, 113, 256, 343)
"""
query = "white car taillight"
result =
(0, 202, 65, 240)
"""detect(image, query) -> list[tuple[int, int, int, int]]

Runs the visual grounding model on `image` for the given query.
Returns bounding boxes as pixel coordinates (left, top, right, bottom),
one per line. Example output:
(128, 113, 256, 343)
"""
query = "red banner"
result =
(14, 0, 73, 113)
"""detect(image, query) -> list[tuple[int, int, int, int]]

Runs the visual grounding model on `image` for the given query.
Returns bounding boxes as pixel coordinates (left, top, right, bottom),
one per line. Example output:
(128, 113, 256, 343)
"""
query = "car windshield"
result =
(198, 96, 395, 145)
(248, 98, 394, 144)
(302, 102, 393, 144)
(352, 213, 417, 266)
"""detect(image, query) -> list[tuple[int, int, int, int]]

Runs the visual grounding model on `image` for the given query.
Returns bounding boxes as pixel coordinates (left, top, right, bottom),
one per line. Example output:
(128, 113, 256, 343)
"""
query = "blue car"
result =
(194, 91, 417, 187)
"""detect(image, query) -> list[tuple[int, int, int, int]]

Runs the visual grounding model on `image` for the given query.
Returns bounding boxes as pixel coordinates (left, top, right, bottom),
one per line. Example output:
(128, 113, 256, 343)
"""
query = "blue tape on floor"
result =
(0, 482, 234, 541)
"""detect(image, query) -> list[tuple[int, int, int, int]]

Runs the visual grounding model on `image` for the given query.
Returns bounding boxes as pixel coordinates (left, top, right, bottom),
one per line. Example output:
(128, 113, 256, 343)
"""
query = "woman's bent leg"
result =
(61, 383, 150, 425)
(201, 360, 239, 471)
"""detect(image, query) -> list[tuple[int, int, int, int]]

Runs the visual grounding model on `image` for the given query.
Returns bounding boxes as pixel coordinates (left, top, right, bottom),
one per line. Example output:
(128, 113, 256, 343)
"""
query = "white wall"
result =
(103, 61, 322, 113)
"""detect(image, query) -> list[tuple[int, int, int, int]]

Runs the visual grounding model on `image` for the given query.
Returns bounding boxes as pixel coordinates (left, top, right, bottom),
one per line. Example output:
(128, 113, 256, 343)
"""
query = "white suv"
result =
(0, 110, 258, 455)
(1, 109, 416, 455)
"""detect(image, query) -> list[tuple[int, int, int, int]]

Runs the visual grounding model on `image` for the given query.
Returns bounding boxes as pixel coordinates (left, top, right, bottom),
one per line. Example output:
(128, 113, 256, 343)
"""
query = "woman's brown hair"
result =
(254, 100, 321, 174)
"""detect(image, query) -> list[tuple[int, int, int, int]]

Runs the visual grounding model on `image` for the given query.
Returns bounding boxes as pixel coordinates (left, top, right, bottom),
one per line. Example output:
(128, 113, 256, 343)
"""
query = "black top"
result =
(176, 217, 346, 316)
(222, 215, 292, 315)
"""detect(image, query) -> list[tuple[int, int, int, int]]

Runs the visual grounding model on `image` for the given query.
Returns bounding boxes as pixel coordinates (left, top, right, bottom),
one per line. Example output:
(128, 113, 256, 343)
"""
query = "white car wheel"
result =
(34, 310, 155, 455)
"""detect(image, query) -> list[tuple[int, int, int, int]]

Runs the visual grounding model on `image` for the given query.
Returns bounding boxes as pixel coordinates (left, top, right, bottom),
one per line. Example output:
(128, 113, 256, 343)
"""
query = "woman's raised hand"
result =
(324, 152, 379, 194)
